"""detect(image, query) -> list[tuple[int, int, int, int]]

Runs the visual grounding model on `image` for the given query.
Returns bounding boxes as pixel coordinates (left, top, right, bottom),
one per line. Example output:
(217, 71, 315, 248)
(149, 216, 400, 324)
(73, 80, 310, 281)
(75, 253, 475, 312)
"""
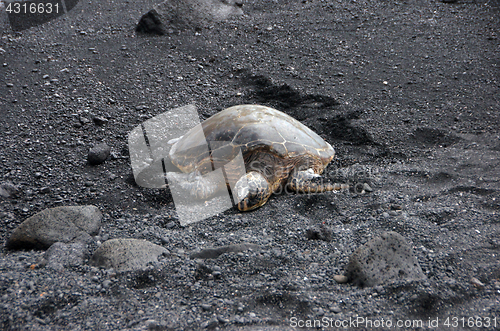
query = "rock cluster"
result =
(5, 206, 174, 273)
(6, 206, 429, 287)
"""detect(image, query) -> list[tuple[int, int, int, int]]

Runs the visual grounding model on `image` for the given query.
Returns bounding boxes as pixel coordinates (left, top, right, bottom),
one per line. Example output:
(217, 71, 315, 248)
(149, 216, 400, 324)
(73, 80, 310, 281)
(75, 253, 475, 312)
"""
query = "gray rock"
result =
(363, 183, 374, 192)
(330, 305, 342, 314)
(346, 231, 426, 287)
(0, 181, 20, 198)
(305, 224, 332, 241)
(135, 9, 169, 35)
(88, 143, 111, 165)
(333, 275, 349, 284)
(190, 243, 261, 259)
(136, 0, 244, 34)
(92, 115, 108, 126)
(44, 242, 87, 271)
(90, 238, 169, 272)
(6, 205, 102, 250)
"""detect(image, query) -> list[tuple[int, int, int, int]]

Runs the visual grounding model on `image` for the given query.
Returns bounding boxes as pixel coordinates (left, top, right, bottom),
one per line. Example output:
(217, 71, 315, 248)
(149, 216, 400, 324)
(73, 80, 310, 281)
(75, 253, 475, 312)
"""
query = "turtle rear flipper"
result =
(166, 170, 226, 200)
(235, 172, 272, 211)
(135, 157, 180, 189)
(287, 169, 348, 193)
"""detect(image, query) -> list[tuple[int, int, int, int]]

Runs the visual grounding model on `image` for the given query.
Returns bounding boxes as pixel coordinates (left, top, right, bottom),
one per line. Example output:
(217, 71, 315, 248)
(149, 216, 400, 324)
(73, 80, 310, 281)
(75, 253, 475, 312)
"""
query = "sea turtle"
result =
(165, 104, 347, 211)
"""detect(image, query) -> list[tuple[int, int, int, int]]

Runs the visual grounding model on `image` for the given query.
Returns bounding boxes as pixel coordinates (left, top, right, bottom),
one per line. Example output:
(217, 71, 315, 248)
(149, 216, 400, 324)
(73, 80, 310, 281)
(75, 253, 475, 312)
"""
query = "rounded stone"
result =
(6, 205, 102, 250)
(88, 143, 111, 165)
(333, 275, 349, 284)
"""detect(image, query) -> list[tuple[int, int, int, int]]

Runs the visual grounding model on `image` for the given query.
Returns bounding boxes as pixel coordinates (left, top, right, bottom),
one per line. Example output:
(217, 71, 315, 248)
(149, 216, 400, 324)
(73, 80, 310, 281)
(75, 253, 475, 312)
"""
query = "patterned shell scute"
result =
(170, 105, 334, 172)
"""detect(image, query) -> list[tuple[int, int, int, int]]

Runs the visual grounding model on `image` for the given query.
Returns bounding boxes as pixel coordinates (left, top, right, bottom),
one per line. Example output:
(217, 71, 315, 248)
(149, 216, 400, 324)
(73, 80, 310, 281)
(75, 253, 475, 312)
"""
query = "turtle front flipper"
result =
(234, 172, 272, 211)
(166, 170, 226, 200)
(287, 169, 348, 193)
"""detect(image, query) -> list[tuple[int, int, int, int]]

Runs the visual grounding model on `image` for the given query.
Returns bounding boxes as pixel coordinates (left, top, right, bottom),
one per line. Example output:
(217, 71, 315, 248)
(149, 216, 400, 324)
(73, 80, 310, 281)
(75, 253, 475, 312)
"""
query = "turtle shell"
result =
(169, 105, 335, 174)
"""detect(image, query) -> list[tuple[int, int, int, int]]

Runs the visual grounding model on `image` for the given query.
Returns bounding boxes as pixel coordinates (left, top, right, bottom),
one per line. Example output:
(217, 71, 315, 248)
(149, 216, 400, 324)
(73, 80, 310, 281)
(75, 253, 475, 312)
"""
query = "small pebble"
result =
(333, 275, 349, 284)
(390, 204, 403, 210)
(217, 315, 229, 324)
(470, 277, 485, 288)
(330, 305, 342, 314)
(92, 116, 108, 126)
(88, 143, 111, 166)
(200, 303, 212, 311)
(363, 183, 374, 192)
(39, 187, 50, 194)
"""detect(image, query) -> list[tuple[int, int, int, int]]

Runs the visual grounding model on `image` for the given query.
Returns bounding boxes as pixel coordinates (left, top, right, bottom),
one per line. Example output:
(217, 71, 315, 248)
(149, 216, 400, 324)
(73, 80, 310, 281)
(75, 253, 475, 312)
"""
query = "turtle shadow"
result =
(239, 71, 380, 148)
(239, 71, 338, 120)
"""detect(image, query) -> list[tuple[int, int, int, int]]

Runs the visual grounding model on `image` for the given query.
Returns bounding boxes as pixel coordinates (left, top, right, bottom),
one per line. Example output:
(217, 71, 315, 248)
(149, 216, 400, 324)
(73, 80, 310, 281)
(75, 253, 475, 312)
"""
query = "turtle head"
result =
(234, 172, 272, 211)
